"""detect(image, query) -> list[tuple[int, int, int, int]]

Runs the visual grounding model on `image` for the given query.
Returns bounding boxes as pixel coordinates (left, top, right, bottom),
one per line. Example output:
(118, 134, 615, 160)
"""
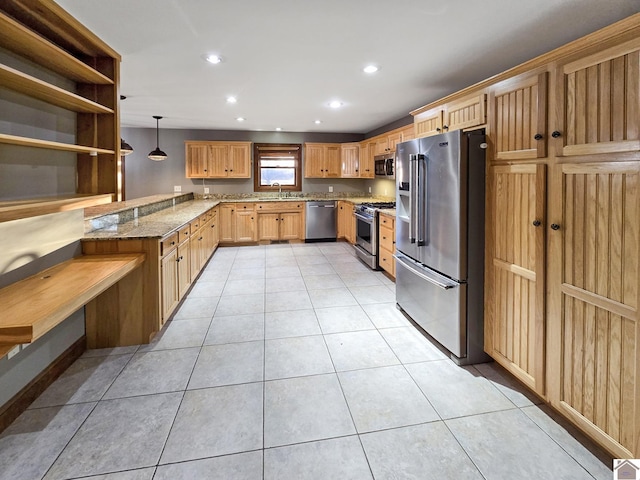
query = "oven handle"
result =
(394, 253, 458, 290)
(354, 212, 374, 224)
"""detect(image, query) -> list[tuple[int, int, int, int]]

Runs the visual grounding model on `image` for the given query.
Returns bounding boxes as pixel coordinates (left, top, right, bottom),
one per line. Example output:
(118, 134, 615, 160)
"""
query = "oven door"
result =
(354, 211, 378, 269)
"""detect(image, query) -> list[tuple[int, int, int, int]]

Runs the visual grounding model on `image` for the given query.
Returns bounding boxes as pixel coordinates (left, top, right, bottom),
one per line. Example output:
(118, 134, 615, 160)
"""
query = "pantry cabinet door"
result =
(556, 41, 640, 157)
(489, 72, 547, 161)
(549, 162, 640, 458)
(486, 164, 546, 395)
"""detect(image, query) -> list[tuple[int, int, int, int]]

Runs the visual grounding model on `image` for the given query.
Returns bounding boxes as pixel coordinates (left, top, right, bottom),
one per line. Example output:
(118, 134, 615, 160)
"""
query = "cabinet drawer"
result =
(160, 232, 178, 256)
(191, 218, 201, 231)
(379, 225, 395, 252)
(379, 246, 395, 276)
(236, 203, 255, 212)
(256, 201, 304, 212)
(178, 225, 191, 243)
(379, 213, 395, 229)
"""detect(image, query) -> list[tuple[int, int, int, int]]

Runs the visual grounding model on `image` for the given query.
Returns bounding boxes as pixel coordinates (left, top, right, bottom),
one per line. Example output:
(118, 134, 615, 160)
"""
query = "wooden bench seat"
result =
(0, 253, 145, 349)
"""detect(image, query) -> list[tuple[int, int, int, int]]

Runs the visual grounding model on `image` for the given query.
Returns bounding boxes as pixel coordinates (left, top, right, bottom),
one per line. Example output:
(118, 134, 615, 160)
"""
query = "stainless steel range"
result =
(353, 201, 396, 269)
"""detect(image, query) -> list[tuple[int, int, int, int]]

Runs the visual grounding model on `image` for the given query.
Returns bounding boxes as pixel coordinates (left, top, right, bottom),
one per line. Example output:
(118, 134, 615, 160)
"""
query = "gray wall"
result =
(122, 127, 397, 200)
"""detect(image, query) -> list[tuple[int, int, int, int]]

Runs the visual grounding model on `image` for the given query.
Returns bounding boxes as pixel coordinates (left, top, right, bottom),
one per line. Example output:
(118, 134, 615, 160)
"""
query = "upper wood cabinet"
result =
(340, 143, 360, 178)
(488, 73, 548, 161)
(555, 39, 640, 158)
(0, 3, 121, 198)
(185, 141, 252, 178)
(413, 94, 487, 138)
(304, 143, 340, 178)
(358, 141, 375, 178)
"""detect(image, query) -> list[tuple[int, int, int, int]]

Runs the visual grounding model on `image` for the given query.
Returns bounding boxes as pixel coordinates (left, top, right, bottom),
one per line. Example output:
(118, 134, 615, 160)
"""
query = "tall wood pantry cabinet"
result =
(478, 17, 640, 458)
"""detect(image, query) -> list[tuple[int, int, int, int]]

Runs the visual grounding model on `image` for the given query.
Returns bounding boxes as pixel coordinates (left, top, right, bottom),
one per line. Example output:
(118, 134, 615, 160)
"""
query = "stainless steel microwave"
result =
(374, 154, 395, 179)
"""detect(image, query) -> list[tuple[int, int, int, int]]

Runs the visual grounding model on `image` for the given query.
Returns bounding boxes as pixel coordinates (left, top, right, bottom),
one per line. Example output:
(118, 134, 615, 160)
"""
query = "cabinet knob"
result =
(534, 134, 543, 140)
(436, 128, 441, 132)
(443, 125, 449, 130)
(532, 220, 541, 227)
(550, 223, 560, 230)
(551, 131, 562, 138)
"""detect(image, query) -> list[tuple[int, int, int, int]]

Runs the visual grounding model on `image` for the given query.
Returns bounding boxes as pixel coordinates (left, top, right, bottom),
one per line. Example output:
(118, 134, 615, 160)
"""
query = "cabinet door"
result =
(177, 241, 191, 299)
(400, 125, 415, 142)
(340, 144, 360, 178)
(549, 162, 640, 458)
(324, 145, 341, 177)
(556, 43, 640, 157)
(280, 212, 302, 240)
(304, 144, 325, 177)
(359, 142, 375, 178)
(185, 144, 210, 178)
(211, 210, 219, 250)
(486, 164, 546, 395)
(189, 230, 202, 280)
(445, 93, 486, 131)
(490, 73, 548, 161)
(236, 210, 256, 242)
(387, 132, 403, 152)
(161, 248, 179, 321)
(208, 144, 229, 177)
(227, 143, 251, 178)
(258, 213, 279, 240)
(219, 204, 235, 242)
(336, 201, 347, 239)
(414, 107, 444, 138)
(373, 137, 389, 155)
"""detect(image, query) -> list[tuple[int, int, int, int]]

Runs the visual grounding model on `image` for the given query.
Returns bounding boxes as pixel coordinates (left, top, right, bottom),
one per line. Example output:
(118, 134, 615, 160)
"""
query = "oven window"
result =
(356, 218, 372, 244)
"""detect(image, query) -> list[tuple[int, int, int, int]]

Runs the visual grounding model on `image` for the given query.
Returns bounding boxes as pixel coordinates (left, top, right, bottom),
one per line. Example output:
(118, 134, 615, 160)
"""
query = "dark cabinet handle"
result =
(443, 125, 449, 130)
(436, 128, 441, 132)
(551, 131, 562, 138)
(550, 223, 560, 230)
(534, 134, 543, 140)
(532, 220, 541, 227)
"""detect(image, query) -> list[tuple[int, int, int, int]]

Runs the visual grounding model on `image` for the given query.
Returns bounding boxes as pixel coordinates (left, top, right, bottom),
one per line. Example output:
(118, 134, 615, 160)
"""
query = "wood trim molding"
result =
(0, 335, 85, 434)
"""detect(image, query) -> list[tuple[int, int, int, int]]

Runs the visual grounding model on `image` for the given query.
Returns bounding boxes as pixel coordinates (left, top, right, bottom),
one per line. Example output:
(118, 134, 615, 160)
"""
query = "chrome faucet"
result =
(271, 182, 282, 198)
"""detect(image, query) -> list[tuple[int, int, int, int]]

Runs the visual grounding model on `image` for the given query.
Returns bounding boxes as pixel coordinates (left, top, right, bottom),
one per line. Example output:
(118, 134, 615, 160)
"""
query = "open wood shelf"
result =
(0, 133, 115, 155)
(0, 11, 113, 85)
(0, 63, 114, 114)
(0, 194, 114, 223)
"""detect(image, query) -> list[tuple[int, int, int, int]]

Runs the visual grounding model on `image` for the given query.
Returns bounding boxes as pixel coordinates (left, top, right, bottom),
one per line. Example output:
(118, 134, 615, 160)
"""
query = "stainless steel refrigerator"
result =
(395, 129, 489, 365)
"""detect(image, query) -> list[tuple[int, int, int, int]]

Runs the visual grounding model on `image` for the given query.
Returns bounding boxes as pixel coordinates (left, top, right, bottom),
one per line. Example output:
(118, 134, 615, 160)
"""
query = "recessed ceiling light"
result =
(275, 127, 282, 131)
(226, 96, 237, 103)
(236, 117, 245, 122)
(205, 54, 222, 64)
(329, 100, 343, 109)
(314, 120, 322, 124)
(363, 65, 379, 74)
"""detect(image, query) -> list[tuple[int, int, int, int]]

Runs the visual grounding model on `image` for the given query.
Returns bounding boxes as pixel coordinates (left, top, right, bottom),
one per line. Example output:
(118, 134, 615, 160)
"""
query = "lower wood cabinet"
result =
(220, 203, 257, 243)
(337, 201, 355, 244)
(82, 205, 219, 346)
(378, 213, 395, 277)
(256, 202, 305, 242)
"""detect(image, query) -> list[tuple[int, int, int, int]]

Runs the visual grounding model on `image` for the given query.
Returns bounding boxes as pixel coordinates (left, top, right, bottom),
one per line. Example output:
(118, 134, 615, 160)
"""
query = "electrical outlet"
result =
(328, 186, 333, 193)
(368, 186, 372, 193)
(204, 187, 210, 194)
(384, 188, 387, 196)
(7, 345, 20, 359)
(174, 185, 181, 192)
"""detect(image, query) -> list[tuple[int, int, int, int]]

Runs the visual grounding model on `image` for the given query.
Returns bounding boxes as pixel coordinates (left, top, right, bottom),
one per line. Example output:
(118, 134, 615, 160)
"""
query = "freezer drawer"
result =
(395, 253, 466, 359)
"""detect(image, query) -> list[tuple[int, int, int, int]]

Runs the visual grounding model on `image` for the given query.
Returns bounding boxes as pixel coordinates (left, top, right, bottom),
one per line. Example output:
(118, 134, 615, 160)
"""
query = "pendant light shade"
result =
(120, 138, 134, 156)
(148, 115, 167, 161)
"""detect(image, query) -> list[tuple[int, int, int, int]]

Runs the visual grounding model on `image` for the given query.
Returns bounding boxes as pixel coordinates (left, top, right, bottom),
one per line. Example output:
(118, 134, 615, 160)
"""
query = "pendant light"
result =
(120, 138, 134, 156)
(148, 115, 167, 161)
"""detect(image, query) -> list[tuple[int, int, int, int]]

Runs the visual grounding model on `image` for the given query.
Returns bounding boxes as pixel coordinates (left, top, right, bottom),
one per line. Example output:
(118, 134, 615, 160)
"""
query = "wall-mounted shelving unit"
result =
(0, 1, 122, 200)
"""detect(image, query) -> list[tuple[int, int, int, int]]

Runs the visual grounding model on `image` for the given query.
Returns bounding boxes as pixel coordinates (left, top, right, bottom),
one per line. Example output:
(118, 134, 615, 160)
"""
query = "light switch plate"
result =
(204, 187, 210, 194)
(328, 186, 333, 192)
(368, 186, 372, 193)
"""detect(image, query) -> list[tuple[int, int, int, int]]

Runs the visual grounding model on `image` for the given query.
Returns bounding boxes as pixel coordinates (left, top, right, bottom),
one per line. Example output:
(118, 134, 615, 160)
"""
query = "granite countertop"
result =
(83, 193, 395, 240)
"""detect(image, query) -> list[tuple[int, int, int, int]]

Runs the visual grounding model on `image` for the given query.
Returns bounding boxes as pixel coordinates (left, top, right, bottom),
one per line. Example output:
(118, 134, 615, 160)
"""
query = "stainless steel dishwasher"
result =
(305, 201, 337, 241)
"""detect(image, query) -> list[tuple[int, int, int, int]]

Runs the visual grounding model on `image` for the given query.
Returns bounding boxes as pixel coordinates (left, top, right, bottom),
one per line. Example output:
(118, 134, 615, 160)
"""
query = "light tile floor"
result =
(0, 242, 614, 480)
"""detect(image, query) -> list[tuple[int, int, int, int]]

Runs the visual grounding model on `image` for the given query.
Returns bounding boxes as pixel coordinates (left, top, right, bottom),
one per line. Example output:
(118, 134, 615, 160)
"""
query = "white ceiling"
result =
(57, 0, 639, 134)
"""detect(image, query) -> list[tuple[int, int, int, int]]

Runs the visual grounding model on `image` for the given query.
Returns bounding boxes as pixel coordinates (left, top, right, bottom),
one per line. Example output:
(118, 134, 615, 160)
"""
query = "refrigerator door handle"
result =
(416, 154, 427, 246)
(409, 154, 418, 244)
(394, 253, 458, 290)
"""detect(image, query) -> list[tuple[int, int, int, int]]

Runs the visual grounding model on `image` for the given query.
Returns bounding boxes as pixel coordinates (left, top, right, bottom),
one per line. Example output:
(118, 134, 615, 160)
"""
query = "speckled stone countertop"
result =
(83, 192, 395, 240)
